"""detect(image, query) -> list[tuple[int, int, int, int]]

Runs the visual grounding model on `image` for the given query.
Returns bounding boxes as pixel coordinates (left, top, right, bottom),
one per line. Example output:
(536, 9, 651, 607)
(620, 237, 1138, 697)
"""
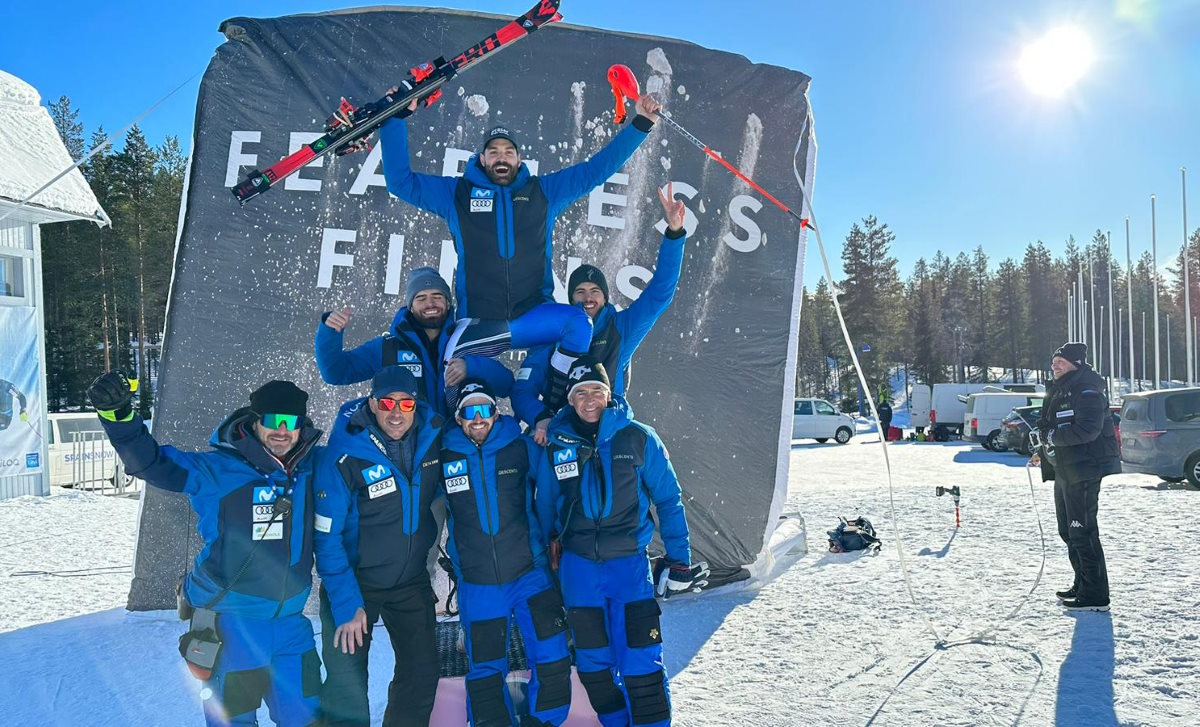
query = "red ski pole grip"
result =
(607, 64, 641, 124)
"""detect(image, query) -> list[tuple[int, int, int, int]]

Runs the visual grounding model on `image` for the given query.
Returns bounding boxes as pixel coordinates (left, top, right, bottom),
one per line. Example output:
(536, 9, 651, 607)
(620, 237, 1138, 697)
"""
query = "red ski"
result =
(232, 0, 563, 205)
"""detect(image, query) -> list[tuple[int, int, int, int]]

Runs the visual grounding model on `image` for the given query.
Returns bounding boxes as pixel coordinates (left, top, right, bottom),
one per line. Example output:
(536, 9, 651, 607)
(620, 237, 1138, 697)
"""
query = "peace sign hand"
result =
(657, 182, 686, 232)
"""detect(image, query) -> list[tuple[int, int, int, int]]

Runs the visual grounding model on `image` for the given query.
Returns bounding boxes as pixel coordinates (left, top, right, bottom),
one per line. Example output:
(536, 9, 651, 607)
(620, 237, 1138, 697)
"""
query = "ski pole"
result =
(607, 64, 810, 229)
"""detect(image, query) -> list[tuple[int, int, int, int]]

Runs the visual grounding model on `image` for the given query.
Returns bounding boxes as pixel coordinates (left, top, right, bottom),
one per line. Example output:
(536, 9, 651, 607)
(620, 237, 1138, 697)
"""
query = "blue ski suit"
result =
(512, 228, 686, 427)
(99, 409, 323, 727)
(439, 416, 571, 726)
(314, 397, 444, 727)
(378, 114, 654, 356)
(534, 400, 692, 727)
(314, 306, 513, 418)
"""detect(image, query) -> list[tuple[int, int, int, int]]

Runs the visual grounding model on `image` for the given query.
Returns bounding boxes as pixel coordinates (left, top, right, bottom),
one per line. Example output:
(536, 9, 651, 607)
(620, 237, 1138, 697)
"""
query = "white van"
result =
(792, 398, 856, 444)
(963, 392, 1045, 450)
(46, 412, 117, 487)
(931, 383, 1045, 438)
(910, 384, 931, 429)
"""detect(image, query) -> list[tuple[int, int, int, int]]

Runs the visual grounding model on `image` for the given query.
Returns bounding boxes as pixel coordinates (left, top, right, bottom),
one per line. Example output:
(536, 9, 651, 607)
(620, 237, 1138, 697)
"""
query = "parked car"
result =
(964, 392, 1045, 451)
(999, 405, 1042, 455)
(46, 412, 117, 487)
(1119, 388, 1200, 487)
(793, 398, 856, 444)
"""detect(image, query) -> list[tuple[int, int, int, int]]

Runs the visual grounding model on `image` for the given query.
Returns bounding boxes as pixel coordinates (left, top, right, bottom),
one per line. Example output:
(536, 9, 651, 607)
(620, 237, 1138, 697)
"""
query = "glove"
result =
(655, 561, 710, 599)
(88, 371, 136, 422)
(19, 411, 27, 422)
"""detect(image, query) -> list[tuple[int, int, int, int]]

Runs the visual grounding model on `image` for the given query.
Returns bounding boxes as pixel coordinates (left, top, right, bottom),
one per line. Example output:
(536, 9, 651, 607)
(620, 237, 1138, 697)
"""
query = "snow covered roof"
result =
(0, 69, 109, 226)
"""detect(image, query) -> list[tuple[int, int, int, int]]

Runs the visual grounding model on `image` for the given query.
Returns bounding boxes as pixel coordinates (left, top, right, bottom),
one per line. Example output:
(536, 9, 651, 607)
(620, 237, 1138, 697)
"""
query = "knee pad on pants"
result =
(221, 665, 270, 718)
(578, 668, 625, 716)
(466, 672, 511, 727)
(301, 648, 322, 698)
(624, 599, 663, 649)
(534, 655, 572, 712)
(526, 587, 568, 640)
(624, 670, 670, 725)
(469, 616, 509, 664)
(566, 606, 609, 649)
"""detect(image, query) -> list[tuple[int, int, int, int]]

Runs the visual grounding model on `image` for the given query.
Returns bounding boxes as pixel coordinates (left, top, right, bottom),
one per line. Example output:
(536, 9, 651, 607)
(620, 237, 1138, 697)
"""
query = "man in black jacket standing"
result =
(1032, 342, 1119, 612)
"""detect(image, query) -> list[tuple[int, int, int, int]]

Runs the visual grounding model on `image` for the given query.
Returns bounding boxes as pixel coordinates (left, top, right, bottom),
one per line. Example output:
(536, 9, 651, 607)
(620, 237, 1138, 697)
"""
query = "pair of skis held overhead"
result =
(231, 0, 809, 230)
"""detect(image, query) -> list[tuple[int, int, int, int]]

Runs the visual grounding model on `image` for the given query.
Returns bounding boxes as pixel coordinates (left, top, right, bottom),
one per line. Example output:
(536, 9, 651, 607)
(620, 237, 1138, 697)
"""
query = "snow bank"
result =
(0, 70, 109, 224)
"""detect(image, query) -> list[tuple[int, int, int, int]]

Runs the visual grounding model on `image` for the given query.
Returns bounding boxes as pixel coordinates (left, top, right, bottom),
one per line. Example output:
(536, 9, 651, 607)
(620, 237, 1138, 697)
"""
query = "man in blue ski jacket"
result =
(439, 379, 572, 727)
(534, 359, 708, 727)
(513, 182, 687, 442)
(87, 373, 323, 726)
(315, 266, 512, 415)
(313, 365, 448, 727)
(379, 93, 662, 412)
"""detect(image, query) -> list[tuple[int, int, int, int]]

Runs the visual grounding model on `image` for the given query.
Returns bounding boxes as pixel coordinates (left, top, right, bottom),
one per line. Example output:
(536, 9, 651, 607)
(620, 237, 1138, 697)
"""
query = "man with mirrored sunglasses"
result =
(87, 373, 324, 726)
(314, 365, 464, 726)
(438, 379, 571, 727)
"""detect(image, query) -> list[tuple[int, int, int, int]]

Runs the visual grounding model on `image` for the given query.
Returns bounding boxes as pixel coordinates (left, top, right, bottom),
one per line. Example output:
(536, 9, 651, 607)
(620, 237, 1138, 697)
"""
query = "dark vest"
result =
(453, 176, 551, 319)
(546, 424, 648, 562)
(335, 443, 441, 593)
(439, 438, 535, 585)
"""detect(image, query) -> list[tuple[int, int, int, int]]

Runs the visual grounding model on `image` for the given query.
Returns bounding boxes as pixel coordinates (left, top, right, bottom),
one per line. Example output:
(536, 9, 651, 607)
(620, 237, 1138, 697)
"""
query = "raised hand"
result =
(635, 94, 662, 123)
(657, 182, 686, 231)
(324, 306, 353, 333)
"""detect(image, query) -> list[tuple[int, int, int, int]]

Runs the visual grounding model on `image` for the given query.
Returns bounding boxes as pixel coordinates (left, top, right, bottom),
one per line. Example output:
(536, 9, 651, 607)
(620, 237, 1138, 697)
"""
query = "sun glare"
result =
(1018, 26, 1095, 97)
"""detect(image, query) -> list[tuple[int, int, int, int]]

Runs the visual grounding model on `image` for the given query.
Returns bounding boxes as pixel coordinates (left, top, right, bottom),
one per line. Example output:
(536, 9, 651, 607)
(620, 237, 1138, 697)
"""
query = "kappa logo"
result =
(443, 460, 467, 477)
(253, 486, 277, 504)
(361, 464, 390, 484)
(1070, 520, 1083, 528)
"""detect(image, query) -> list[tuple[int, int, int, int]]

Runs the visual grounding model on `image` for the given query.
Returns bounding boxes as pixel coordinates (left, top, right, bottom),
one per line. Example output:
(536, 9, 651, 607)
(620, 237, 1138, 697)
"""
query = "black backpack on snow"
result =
(827, 516, 882, 553)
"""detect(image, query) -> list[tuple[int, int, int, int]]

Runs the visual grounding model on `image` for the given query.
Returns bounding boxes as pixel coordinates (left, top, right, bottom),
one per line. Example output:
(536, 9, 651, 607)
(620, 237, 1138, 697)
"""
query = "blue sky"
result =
(4, 0, 1199, 287)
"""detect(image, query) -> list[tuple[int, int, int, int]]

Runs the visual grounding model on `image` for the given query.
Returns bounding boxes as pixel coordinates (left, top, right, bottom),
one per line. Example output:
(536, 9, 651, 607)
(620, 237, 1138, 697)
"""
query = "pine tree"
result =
(837, 216, 902, 403)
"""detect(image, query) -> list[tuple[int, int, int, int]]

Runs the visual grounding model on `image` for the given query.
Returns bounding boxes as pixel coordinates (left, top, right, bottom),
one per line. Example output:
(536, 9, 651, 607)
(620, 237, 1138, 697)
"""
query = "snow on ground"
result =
(1, 442, 1197, 725)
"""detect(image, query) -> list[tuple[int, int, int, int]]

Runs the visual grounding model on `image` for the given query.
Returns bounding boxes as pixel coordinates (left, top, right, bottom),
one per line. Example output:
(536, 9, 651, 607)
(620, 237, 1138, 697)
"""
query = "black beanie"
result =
(1052, 341, 1088, 367)
(568, 265, 609, 303)
(566, 357, 611, 399)
(405, 267, 452, 309)
(249, 380, 308, 417)
(455, 378, 497, 411)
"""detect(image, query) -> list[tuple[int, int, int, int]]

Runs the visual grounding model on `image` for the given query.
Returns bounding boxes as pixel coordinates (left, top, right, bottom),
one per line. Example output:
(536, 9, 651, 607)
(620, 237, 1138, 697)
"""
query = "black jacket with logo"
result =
(1037, 364, 1121, 483)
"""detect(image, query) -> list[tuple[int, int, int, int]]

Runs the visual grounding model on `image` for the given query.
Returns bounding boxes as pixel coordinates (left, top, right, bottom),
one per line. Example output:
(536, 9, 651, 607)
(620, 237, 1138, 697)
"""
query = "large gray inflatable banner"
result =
(133, 6, 815, 609)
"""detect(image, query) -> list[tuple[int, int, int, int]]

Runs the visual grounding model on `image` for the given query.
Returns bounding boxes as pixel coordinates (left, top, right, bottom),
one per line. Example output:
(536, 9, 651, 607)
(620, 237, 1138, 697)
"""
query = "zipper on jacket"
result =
(500, 188, 513, 317)
(591, 452, 607, 562)
(476, 446, 503, 583)
(272, 475, 296, 619)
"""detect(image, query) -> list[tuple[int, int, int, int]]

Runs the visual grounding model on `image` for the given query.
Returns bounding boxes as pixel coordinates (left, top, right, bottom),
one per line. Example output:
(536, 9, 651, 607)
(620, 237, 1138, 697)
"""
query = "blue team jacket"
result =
(512, 229, 686, 426)
(314, 306, 514, 418)
(439, 415, 548, 586)
(379, 115, 652, 319)
(314, 397, 443, 626)
(100, 409, 322, 619)
(535, 398, 690, 565)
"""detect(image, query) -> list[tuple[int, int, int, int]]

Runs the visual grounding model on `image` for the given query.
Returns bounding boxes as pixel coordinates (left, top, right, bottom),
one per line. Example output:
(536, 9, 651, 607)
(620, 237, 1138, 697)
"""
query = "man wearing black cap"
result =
(378, 93, 663, 413)
(313, 365, 446, 726)
(534, 358, 707, 727)
(316, 266, 513, 417)
(87, 372, 324, 725)
(1032, 342, 1119, 612)
(513, 181, 688, 441)
(438, 378, 572, 727)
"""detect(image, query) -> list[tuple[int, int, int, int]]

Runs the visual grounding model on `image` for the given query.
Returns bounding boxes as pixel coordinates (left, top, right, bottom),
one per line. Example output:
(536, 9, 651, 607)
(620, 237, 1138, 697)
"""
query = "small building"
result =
(0, 68, 109, 500)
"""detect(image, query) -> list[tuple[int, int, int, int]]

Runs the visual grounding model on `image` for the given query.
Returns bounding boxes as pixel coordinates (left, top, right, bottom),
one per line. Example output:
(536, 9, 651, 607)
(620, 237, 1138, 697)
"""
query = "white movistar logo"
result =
(366, 464, 387, 480)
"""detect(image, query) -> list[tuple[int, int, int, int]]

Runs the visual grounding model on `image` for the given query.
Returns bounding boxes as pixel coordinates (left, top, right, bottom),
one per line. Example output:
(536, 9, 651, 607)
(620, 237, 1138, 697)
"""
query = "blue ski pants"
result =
(559, 551, 672, 727)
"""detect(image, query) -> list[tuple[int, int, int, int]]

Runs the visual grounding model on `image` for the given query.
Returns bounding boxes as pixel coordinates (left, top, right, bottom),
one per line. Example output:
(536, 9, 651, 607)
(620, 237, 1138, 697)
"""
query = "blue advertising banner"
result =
(0, 306, 42, 476)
